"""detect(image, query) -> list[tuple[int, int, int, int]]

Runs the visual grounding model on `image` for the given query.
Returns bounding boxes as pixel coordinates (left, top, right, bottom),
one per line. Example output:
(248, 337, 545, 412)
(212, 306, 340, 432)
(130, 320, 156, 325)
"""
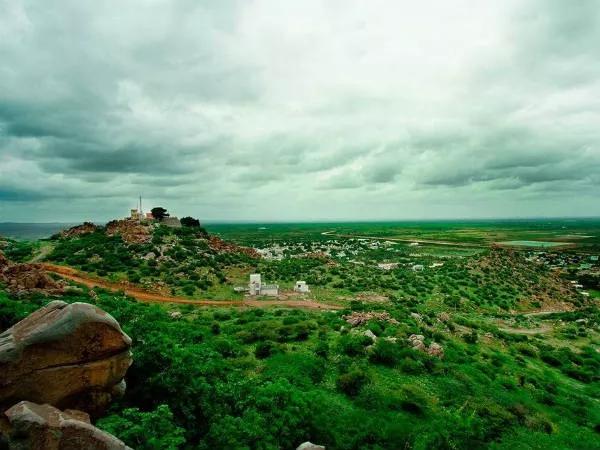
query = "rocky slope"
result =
(0, 252, 64, 297)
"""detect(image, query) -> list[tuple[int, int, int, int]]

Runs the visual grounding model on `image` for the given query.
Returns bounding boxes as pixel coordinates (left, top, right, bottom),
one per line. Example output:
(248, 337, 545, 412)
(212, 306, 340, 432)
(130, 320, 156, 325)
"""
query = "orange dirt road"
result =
(41, 263, 342, 311)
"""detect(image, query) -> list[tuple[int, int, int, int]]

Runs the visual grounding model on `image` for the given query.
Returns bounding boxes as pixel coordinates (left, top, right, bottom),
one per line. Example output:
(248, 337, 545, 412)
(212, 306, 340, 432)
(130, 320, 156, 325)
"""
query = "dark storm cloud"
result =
(1, 0, 599, 221)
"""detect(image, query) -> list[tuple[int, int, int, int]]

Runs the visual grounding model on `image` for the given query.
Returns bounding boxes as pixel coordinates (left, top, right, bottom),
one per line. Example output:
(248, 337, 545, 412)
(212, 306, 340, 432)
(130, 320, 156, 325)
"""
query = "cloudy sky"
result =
(1, 0, 599, 222)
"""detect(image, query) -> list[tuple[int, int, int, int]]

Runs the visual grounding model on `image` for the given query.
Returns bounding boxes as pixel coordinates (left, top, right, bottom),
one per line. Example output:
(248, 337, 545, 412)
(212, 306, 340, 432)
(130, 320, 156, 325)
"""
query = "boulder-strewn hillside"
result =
(0, 251, 65, 297)
(46, 221, 259, 297)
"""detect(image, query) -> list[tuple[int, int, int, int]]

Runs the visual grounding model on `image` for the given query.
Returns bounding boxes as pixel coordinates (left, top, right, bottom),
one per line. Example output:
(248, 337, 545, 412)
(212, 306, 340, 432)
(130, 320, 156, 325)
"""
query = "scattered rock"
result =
(343, 311, 399, 327)
(384, 337, 398, 343)
(88, 290, 98, 300)
(407, 334, 444, 358)
(408, 335, 427, 352)
(363, 329, 377, 342)
(2, 401, 131, 450)
(169, 311, 182, 320)
(297, 442, 326, 450)
(0, 301, 132, 416)
(0, 254, 65, 296)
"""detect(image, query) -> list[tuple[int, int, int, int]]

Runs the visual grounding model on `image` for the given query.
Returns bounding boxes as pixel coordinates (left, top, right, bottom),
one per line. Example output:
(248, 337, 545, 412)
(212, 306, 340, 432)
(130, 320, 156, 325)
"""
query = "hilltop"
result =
(45, 217, 259, 298)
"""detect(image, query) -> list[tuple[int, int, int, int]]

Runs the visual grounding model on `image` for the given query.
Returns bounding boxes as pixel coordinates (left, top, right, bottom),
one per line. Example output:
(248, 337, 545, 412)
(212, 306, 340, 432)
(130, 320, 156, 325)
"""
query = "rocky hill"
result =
(46, 220, 259, 297)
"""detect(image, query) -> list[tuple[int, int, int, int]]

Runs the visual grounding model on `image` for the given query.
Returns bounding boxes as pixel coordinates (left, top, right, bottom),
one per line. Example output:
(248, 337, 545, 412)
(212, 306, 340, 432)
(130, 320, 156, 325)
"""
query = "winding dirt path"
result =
(41, 263, 342, 311)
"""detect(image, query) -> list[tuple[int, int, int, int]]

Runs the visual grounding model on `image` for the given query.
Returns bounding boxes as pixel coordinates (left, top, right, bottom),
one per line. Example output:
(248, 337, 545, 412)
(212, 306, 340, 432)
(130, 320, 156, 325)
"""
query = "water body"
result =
(0, 223, 76, 240)
(498, 240, 570, 248)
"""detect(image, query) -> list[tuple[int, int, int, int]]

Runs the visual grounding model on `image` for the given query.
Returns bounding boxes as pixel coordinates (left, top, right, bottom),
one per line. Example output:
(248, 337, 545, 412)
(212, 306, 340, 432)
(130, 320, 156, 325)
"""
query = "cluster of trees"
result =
(149, 207, 201, 228)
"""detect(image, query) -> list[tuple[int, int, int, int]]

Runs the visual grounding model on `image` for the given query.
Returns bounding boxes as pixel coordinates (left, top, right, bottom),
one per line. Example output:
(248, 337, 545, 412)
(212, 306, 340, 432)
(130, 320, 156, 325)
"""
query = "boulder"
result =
(297, 442, 326, 450)
(363, 330, 377, 342)
(2, 401, 131, 450)
(407, 334, 426, 352)
(427, 342, 444, 358)
(0, 301, 132, 416)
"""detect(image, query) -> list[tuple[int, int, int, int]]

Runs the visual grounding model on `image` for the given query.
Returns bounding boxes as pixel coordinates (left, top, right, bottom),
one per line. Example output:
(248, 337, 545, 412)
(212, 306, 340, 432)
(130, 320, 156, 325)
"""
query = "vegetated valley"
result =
(1, 218, 599, 449)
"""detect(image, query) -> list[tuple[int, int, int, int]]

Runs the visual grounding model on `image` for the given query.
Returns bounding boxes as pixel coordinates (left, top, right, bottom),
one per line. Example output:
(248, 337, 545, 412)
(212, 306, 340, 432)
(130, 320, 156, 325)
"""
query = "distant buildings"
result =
(128, 207, 181, 228)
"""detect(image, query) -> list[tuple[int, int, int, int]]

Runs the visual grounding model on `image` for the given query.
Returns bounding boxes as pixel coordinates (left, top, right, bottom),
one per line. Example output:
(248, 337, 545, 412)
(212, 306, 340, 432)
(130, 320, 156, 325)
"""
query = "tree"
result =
(96, 405, 185, 450)
(180, 216, 200, 227)
(151, 207, 169, 221)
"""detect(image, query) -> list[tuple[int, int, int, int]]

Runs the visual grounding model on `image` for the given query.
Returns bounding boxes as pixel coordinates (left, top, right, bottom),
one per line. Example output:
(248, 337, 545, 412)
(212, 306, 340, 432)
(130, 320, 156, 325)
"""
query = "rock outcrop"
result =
(343, 311, 399, 327)
(60, 222, 98, 239)
(1, 401, 131, 450)
(407, 334, 444, 358)
(0, 253, 64, 297)
(0, 301, 132, 416)
(105, 219, 152, 244)
(208, 236, 261, 259)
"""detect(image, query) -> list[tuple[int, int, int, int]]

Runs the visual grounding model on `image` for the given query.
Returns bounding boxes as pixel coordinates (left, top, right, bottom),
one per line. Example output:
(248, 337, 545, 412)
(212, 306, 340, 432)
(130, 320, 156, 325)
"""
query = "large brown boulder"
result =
(2, 401, 131, 450)
(0, 301, 132, 416)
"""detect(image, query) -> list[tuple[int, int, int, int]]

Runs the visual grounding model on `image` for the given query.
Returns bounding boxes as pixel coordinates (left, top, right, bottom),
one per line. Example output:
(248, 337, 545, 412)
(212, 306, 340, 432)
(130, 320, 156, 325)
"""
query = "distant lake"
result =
(498, 240, 571, 248)
(0, 223, 77, 240)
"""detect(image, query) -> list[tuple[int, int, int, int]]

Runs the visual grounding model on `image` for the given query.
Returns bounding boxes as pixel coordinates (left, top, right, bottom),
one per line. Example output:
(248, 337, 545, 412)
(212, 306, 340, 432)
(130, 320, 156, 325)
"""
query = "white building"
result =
(249, 274, 262, 295)
(260, 284, 280, 296)
(294, 281, 310, 293)
(248, 274, 279, 296)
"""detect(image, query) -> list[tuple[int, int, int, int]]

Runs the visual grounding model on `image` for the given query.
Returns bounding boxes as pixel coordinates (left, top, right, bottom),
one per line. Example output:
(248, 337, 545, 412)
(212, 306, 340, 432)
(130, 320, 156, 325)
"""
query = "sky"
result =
(1, 0, 599, 222)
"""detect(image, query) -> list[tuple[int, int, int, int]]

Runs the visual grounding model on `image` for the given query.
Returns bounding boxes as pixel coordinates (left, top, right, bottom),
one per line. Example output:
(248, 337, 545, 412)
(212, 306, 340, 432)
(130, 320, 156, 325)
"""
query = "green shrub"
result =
(255, 341, 275, 359)
(337, 369, 370, 396)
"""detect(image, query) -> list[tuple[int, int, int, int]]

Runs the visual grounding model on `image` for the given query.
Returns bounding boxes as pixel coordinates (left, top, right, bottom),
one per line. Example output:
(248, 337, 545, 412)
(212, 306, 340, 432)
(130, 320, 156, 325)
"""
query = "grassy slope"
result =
(0, 286, 598, 449)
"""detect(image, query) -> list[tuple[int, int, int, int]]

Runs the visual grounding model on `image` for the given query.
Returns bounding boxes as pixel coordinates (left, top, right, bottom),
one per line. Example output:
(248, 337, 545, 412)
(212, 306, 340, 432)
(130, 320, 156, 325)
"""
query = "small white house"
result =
(294, 281, 310, 293)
